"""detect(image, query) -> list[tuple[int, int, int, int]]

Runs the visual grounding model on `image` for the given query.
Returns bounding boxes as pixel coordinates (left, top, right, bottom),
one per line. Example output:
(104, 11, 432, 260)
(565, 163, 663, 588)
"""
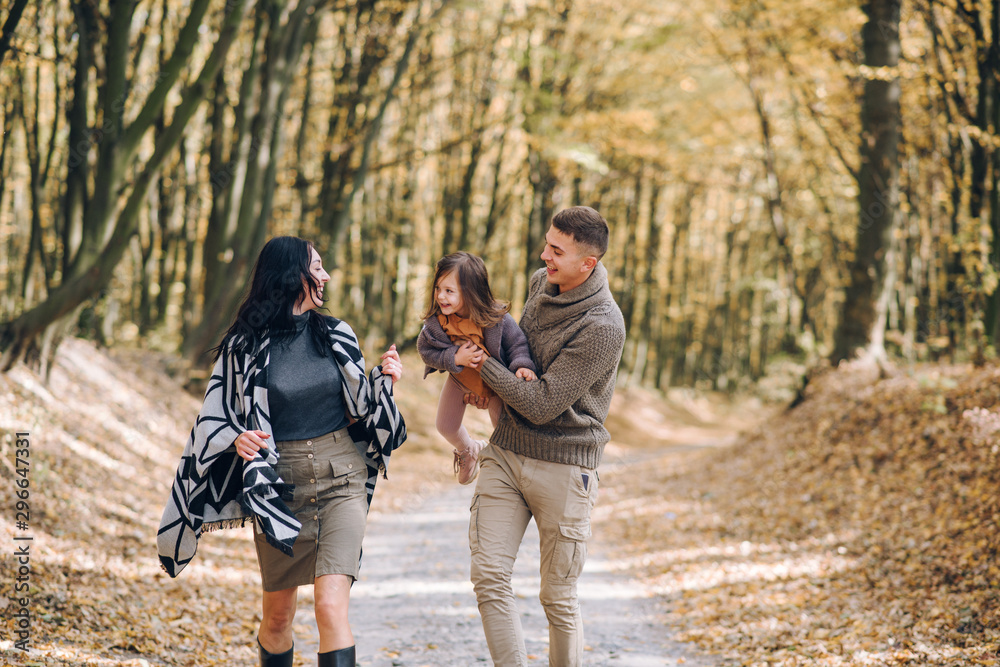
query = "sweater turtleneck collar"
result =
(530, 262, 613, 328)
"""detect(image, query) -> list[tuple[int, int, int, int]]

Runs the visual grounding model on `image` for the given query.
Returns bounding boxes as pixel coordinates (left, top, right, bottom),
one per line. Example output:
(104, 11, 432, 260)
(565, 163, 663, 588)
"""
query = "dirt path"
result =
(293, 482, 718, 666)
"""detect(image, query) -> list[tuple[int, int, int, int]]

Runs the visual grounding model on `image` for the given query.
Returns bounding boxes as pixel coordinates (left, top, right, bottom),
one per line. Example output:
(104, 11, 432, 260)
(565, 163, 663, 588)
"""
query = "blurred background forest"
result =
(0, 0, 998, 393)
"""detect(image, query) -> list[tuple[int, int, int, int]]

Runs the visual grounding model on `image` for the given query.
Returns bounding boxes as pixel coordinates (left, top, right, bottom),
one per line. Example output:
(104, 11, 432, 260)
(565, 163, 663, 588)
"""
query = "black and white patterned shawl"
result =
(157, 316, 406, 577)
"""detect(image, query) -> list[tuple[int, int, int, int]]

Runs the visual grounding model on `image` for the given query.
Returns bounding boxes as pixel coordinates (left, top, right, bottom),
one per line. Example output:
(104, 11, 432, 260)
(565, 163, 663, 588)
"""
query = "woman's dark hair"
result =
(212, 236, 328, 360)
(421, 252, 508, 328)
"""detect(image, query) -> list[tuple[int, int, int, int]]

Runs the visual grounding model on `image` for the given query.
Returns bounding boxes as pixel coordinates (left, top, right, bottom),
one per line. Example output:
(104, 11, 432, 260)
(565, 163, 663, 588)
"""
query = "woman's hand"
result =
(381, 344, 403, 383)
(454, 341, 484, 369)
(234, 430, 271, 461)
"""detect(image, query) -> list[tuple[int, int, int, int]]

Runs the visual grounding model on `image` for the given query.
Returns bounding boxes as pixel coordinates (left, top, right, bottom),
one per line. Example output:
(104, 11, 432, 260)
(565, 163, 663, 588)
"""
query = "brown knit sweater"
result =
(479, 262, 626, 469)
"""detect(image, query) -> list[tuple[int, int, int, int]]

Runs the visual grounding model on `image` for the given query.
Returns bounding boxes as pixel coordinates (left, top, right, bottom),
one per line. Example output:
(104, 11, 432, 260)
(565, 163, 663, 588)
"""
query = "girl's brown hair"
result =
(422, 252, 509, 328)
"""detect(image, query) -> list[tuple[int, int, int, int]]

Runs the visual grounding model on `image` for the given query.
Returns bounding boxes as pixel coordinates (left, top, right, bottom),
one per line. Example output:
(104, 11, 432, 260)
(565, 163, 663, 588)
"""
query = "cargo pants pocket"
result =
(550, 521, 591, 581)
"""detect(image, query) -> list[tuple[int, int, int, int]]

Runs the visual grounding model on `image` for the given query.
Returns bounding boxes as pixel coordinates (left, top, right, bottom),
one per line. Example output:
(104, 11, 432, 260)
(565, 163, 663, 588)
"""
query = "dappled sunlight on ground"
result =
(595, 360, 1000, 666)
(2, 340, 998, 665)
(0, 339, 263, 666)
(648, 545, 855, 594)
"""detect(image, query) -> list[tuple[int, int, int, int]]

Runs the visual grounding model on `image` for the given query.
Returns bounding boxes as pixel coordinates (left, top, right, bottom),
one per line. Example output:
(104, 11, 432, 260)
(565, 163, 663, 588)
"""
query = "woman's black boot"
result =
(258, 638, 294, 667)
(317, 645, 356, 667)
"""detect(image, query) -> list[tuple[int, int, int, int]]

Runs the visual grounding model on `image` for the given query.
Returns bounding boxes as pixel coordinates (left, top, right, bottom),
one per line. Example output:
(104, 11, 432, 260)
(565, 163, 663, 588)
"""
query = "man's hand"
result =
(462, 392, 490, 409)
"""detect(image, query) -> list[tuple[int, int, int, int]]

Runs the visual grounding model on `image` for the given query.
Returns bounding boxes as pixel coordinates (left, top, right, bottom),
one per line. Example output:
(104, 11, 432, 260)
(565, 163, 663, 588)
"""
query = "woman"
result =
(158, 236, 406, 667)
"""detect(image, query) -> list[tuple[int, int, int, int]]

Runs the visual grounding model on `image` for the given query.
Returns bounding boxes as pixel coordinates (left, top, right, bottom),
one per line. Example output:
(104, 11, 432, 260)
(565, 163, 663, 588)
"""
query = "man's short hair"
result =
(551, 206, 609, 259)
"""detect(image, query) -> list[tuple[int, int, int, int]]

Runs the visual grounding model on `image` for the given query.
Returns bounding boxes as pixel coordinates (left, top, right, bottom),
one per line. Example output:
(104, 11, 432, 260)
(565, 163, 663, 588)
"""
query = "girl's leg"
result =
(438, 375, 487, 484)
(314, 574, 354, 652)
(436, 375, 478, 452)
(258, 586, 298, 653)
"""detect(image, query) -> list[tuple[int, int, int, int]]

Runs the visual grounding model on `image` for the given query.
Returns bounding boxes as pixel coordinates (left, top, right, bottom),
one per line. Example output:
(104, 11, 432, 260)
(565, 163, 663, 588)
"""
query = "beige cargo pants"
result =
(469, 443, 599, 666)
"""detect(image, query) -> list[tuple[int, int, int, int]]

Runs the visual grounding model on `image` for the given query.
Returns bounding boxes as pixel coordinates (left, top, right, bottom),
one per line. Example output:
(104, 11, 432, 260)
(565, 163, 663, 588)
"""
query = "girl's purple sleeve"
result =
(502, 314, 536, 373)
(417, 317, 463, 375)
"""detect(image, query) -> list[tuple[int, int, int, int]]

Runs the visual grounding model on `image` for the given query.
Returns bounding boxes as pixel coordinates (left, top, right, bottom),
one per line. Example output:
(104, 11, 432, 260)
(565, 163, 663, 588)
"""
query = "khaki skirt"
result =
(253, 427, 369, 591)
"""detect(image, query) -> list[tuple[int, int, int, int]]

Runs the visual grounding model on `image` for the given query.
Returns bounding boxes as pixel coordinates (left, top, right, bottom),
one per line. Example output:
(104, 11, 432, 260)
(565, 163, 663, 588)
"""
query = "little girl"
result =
(417, 252, 537, 484)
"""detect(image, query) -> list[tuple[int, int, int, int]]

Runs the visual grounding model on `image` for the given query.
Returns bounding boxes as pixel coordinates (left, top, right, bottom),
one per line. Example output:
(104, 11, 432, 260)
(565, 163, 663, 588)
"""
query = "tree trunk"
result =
(183, 0, 325, 364)
(136, 216, 157, 334)
(293, 18, 320, 226)
(830, 0, 901, 364)
(1, 0, 253, 372)
(982, 5, 1000, 345)
(0, 0, 30, 67)
(638, 180, 663, 387)
(618, 171, 642, 334)
(325, 3, 431, 260)
(179, 142, 201, 341)
(666, 186, 696, 386)
(481, 123, 510, 253)
(456, 5, 507, 251)
(62, 0, 96, 276)
(18, 67, 49, 303)
(315, 2, 378, 253)
(525, 152, 556, 280)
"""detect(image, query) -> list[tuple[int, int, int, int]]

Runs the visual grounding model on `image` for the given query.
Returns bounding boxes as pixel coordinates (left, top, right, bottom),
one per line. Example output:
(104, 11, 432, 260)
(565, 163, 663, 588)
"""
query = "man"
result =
(467, 206, 626, 666)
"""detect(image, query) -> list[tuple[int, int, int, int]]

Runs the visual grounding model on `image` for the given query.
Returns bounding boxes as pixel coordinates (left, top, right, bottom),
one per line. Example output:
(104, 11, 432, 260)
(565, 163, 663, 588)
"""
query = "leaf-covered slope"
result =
(600, 361, 1000, 665)
(0, 340, 268, 665)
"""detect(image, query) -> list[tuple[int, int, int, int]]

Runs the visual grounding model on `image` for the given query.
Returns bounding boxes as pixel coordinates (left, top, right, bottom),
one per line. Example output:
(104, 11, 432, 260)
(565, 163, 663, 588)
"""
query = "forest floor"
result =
(0, 338, 998, 666)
